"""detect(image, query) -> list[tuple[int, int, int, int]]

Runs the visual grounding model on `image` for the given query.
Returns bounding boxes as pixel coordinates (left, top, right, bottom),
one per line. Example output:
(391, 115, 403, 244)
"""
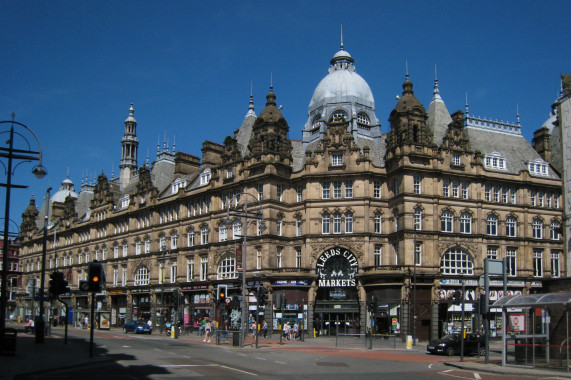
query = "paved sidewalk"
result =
(2, 322, 570, 379)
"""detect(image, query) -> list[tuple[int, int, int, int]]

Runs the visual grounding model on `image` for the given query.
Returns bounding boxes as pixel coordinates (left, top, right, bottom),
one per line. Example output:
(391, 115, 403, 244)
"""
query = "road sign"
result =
(225, 298, 231, 305)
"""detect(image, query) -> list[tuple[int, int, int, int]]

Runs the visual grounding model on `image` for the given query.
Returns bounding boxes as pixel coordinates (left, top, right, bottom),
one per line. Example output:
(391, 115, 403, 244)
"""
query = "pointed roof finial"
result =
(516, 104, 521, 126)
(270, 72, 273, 91)
(432, 64, 442, 101)
(465, 92, 469, 116)
(405, 59, 410, 81)
(247, 81, 256, 117)
(340, 23, 344, 50)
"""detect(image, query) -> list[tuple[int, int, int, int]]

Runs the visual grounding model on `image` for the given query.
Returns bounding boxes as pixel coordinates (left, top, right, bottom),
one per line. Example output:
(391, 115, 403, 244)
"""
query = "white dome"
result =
(52, 177, 78, 203)
(541, 111, 557, 133)
(309, 69, 375, 110)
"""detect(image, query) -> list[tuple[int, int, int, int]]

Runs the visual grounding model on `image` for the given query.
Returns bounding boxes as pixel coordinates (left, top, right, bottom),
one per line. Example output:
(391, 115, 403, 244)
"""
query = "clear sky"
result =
(1, 0, 570, 230)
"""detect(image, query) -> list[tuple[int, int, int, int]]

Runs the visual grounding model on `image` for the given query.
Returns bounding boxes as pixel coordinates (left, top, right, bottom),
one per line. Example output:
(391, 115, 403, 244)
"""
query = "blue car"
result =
(123, 320, 152, 334)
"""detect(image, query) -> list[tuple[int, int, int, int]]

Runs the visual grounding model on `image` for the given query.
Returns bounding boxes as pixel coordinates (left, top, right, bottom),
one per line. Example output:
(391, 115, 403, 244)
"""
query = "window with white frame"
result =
(452, 153, 461, 166)
(122, 243, 128, 257)
(533, 249, 543, 277)
(502, 187, 508, 203)
(345, 180, 353, 198)
(452, 181, 460, 198)
(171, 233, 178, 249)
(374, 212, 382, 233)
(159, 235, 167, 250)
(296, 185, 303, 202)
(460, 212, 472, 234)
(413, 176, 421, 194)
(134, 265, 150, 286)
(441, 210, 454, 232)
(276, 247, 283, 268)
(103, 247, 108, 260)
(373, 181, 381, 198)
(277, 184, 283, 202)
(135, 240, 141, 255)
(374, 245, 382, 267)
(187, 258, 194, 282)
(546, 192, 552, 208)
(332, 153, 343, 166)
(322, 181, 330, 199)
(257, 219, 264, 236)
(122, 266, 127, 286)
(528, 160, 549, 176)
(256, 248, 262, 270)
(113, 267, 118, 286)
(217, 256, 236, 279)
(345, 212, 353, 233)
(201, 226, 209, 244)
(462, 182, 469, 199)
(414, 242, 422, 266)
(443, 179, 450, 197)
(333, 181, 342, 199)
(486, 215, 498, 236)
(296, 247, 301, 268)
(333, 212, 342, 234)
(414, 208, 422, 231)
(257, 184, 263, 201)
(531, 190, 537, 206)
(393, 210, 399, 232)
(551, 251, 561, 278)
(393, 243, 399, 265)
(440, 248, 474, 275)
(487, 246, 498, 259)
(296, 216, 302, 236)
(550, 220, 561, 240)
(219, 225, 228, 242)
(187, 228, 195, 246)
(200, 257, 208, 281)
(144, 238, 150, 254)
(538, 191, 545, 207)
(554, 193, 560, 208)
(233, 221, 242, 238)
(200, 168, 211, 185)
(113, 245, 119, 259)
(277, 217, 283, 236)
(484, 152, 507, 170)
(532, 219, 543, 239)
(506, 248, 517, 276)
(510, 188, 517, 204)
(506, 216, 517, 237)
(322, 213, 330, 234)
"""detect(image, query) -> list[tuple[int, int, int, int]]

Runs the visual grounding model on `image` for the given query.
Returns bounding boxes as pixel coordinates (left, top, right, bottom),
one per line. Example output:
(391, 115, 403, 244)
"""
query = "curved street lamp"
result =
(0, 115, 46, 337)
(223, 192, 266, 347)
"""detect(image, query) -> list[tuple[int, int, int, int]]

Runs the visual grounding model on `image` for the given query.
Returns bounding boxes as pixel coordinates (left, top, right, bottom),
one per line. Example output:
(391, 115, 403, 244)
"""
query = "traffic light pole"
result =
(89, 292, 95, 357)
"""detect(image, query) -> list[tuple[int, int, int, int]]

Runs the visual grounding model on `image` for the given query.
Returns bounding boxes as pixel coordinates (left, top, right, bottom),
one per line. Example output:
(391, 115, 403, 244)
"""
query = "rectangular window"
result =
(113, 246, 119, 259)
(546, 192, 552, 208)
(277, 184, 283, 202)
(453, 153, 461, 166)
(322, 214, 330, 234)
(277, 218, 282, 236)
(333, 181, 342, 199)
(414, 242, 422, 266)
(452, 181, 459, 198)
(113, 267, 118, 286)
(413, 176, 421, 194)
(551, 251, 560, 278)
(345, 213, 353, 233)
(187, 258, 194, 282)
(374, 245, 382, 267)
(462, 182, 469, 199)
(510, 188, 517, 204)
(443, 179, 450, 197)
(374, 213, 382, 233)
(333, 213, 342, 234)
(257, 184, 263, 201)
(200, 257, 208, 281)
(332, 153, 343, 166)
(538, 191, 544, 207)
(322, 181, 330, 199)
(296, 217, 302, 236)
(170, 264, 177, 283)
(296, 247, 301, 268)
(493, 186, 500, 202)
(533, 249, 543, 277)
(296, 185, 303, 202)
(122, 267, 127, 286)
(531, 190, 537, 206)
(486, 246, 498, 260)
(394, 244, 399, 265)
(345, 180, 353, 198)
(485, 184, 491, 201)
(394, 178, 400, 195)
(506, 249, 517, 276)
(502, 187, 508, 203)
(373, 181, 382, 198)
(201, 227, 209, 244)
(256, 248, 262, 270)
(276, 247, 283, 268)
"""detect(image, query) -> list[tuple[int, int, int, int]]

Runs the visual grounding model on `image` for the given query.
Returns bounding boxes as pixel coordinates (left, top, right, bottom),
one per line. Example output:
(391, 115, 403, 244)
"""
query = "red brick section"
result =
(273, 347, 453, 363)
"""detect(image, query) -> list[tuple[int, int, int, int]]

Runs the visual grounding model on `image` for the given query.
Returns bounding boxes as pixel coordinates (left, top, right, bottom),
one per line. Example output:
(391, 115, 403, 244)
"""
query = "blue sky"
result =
(1, 1, 570, 230)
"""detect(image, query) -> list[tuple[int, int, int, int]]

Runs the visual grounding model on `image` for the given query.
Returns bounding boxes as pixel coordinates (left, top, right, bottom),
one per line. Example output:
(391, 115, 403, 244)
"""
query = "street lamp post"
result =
(35, 187, 51, 343)
(412, 226, 417, 346)
(225, 192, 266, 348)
(0, 116, 46, 336)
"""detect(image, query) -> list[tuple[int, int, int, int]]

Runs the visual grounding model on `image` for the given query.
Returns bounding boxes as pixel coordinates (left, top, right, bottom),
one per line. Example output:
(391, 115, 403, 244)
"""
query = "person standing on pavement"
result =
(262, 320, 268, 338)
(293, 321, 299, 340)
(203, 317, 211, 342)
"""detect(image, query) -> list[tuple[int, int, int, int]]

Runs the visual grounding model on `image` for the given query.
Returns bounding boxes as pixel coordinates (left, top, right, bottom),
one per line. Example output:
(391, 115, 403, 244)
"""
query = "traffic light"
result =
(87, 262, 104, 292)
(257, 287, 268, 306)
(453, 290, 462, 305)
(368, 296, 378, 313)
(217, 284, 227, 304)
(48, 271, 69, 298)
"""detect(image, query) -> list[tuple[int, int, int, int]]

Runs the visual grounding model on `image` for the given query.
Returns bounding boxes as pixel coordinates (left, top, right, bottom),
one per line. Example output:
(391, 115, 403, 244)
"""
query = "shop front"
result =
(271, 281, 310, 332)
(313, 246, 360, 336)
(131, 288, 152, 322)
(109, 291, 127, 326)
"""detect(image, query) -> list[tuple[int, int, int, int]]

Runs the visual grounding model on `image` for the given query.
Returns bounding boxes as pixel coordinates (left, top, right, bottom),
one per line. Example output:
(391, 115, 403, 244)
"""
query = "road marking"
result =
(122, 345, 131, 348)
(255, 357, 266, 360)
(275, 361, 287, 364)
(161, 364, 257, 376)
(428, 364, 433, 369)
(183, 355, 190, 358)
(154, 348, 162, 351)
(238, 353, 248, 357)
(473, 373, 481, 379)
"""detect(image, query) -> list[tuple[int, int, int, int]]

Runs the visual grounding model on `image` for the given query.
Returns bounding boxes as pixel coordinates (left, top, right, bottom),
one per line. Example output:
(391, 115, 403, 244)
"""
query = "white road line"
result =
(154, 348, 162, 351)
(217, 364, 258, 376)
(183, 355, 190, 358)
(428, 364, 433, 369)
(161, 364, 257, 376)
(121, 345, 131, 348)
(238, 353, 248, 357)
(275, 361, 287, 364)
(255, 357, 266, 360)
(473, 373, 481, 379)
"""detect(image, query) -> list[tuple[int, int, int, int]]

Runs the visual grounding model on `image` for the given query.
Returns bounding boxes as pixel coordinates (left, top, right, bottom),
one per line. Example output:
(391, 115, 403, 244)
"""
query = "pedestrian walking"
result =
(262, 320, 268, 338)
(203, 317, 211, 342)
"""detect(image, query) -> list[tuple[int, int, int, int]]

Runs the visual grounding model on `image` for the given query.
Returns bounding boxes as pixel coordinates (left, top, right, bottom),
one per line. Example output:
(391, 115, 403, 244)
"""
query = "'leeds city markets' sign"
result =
(316, 247, 358, 287)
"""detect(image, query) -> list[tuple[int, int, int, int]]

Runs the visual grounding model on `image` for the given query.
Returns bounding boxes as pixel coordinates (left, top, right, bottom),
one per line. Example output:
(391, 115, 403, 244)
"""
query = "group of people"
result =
(282, 321, 300, 340)
(250, 319, 268, 339)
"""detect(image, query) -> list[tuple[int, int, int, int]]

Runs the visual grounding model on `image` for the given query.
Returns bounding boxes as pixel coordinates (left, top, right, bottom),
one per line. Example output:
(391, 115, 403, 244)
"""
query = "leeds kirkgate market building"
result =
(15, 44, 567, 341)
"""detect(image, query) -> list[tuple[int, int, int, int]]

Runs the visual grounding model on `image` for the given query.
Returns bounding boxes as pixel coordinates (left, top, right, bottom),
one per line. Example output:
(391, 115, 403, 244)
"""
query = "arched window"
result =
(486, 215, 498, 236)
(550, 220, 561, 240)
(506, 216, 517, 237)
(440, 248, 474, 275)
(217, 255, 237, 280)
(357, 112, 370, 125)
(345, 212, 353, 233)
(333, 212, 342, 234)
(331, 109, 348, 122)
(201, 226, 209, 245)
(187, 228, 195, 247)
(134, 265, 150, 286)
(200, 168, 211, 185)
(311, 116, 320, 130)
(441, 210, 454, 232)
(460, 212, 472, 234)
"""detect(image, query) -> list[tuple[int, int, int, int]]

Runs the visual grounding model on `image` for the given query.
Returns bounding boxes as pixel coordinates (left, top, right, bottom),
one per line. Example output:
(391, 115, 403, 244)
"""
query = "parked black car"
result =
(427, 333, 485, 356)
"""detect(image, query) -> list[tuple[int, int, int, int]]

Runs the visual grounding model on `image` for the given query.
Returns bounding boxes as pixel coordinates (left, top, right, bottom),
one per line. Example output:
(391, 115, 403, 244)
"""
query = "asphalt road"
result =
(24, 329, 530, 380)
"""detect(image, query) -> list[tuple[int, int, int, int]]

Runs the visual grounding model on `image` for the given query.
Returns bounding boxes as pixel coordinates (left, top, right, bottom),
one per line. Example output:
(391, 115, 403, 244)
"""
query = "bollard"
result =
(406, 335, 413, 349)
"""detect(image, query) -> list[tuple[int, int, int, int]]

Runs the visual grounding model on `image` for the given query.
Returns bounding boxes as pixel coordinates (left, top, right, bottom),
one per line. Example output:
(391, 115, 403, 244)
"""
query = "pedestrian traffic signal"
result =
(368, 296, 378, 313)
(217, 284, 227, 303)
(87, 262, 104, 292)
(257, 286, 268, 306)
(452, 290, 462, 305)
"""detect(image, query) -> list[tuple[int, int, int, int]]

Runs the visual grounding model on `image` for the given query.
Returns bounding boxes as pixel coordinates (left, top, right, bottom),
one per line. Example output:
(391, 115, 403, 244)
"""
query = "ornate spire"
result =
(246, 81, 256, 117)
(340, 23, 344, 50)
(465, 93, 469, 116)
(432, 65, 442, 102)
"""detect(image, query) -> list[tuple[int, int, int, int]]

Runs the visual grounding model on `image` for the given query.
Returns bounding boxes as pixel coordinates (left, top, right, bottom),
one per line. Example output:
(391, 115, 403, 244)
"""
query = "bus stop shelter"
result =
(492, 292, 571, 373)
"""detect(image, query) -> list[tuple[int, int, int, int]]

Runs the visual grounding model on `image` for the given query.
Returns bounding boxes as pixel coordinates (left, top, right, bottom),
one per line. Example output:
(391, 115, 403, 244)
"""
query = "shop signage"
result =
(131, 288, 150, 293)
(440, 279, 478, 286)
(316, 247, 358, 287)
(531, 281, 543, 287)
(182, 285, 208, 290)
(271, 280, 310, 286)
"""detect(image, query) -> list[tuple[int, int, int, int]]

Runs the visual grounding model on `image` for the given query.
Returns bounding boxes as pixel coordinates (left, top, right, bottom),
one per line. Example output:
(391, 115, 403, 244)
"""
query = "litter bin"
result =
(0, 328, 17, 355)
(232, 331, 240, 346)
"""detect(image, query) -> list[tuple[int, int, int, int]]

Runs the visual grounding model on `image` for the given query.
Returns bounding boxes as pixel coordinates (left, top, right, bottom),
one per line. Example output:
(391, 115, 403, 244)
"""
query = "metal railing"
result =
(335, 333, 399, 349)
